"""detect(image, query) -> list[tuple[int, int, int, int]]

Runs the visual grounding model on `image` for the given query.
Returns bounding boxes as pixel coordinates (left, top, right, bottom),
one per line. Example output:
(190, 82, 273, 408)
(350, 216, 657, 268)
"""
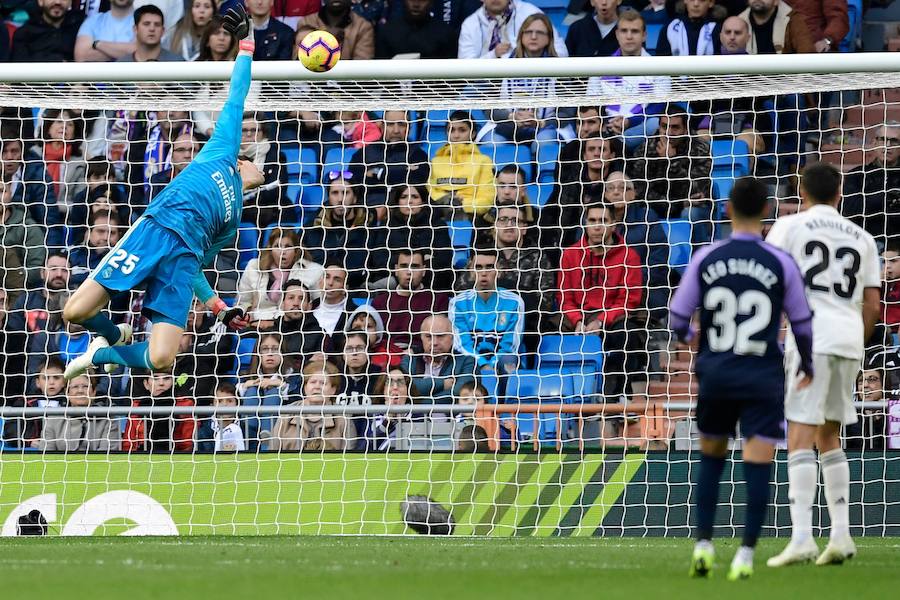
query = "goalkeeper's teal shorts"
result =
(90, 216, 200, 328)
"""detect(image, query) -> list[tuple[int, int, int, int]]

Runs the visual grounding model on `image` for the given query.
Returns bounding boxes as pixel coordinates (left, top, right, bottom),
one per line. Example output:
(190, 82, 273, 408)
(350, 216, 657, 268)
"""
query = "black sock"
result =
(742, 461, 772, 548)
(695, 454, 727, 541)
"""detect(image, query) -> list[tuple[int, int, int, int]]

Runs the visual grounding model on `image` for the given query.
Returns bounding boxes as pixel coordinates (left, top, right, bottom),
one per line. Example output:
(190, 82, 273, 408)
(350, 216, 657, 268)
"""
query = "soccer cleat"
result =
(727, 559, 753, 581)
(766, 538, 819, 567)
(816, 536, 856, 566)
(689, 542, 715, 578)
(64, 336, 109, 380)
(104, 323, 133, 374)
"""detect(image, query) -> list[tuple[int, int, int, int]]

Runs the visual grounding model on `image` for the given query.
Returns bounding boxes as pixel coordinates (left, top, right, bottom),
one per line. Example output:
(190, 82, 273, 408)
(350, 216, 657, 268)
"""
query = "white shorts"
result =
(785, 353, 860, 426)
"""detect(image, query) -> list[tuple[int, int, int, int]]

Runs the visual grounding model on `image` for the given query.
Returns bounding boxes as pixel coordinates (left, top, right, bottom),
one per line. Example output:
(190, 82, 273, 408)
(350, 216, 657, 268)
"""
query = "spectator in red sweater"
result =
(558, 201, 646, 399)
(371, 248, 451, 354)
(883, 240, 900, 333)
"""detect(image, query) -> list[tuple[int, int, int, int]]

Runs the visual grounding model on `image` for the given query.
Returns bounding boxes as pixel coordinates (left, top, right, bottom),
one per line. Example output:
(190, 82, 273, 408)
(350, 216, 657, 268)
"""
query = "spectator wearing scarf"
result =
(656, 0, 724, 56)
(458, 0, 566, 58)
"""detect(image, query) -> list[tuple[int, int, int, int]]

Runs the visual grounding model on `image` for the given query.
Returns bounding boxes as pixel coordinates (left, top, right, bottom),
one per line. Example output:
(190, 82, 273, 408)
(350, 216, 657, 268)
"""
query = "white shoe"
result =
(766, 538, 819, 567)
(816, 536, 856, 566)
(104, 323, 133, 374)
(64, 336, 109, 380)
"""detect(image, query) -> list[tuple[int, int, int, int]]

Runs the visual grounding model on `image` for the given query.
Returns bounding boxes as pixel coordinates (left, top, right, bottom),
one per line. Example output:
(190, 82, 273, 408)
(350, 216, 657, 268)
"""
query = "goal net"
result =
(0, 55, 897, 537)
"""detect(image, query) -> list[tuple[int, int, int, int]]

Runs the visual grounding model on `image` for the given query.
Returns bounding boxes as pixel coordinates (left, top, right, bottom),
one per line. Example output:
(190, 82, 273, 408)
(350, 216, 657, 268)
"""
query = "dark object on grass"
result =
(401, 495, 455, 535)
(17, 509, 48, 535)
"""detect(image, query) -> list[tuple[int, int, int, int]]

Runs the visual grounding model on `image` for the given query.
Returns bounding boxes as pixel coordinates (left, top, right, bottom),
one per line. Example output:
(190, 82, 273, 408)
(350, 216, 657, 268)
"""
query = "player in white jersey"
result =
(765, 162, 881, 567)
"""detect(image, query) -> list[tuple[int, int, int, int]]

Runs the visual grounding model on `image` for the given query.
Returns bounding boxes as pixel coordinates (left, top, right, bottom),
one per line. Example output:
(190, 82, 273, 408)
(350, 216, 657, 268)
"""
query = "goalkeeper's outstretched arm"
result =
(197, 5, 255, 163)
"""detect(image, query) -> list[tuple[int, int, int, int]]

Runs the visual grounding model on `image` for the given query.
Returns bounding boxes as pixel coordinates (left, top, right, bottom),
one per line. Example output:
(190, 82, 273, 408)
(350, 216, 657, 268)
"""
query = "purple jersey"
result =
(670, 232, 814, 400)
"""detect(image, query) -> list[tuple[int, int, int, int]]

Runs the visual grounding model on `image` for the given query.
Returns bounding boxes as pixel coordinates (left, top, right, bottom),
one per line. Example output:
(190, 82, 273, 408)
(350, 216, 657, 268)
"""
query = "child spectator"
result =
(125, 371, 179, 453)
(449, 247, 525, 375)
(40, 373, 121, 451)
(271, 360, 357, 451)
(558, 202, 645, 398)
(565, 0, 621, 57)
(428, 111, 496, 218)
(456, 424, 490, 452)
(239, 228, 324, 327)
(456, 379, 507, 450)
(327, 110, 382, 150)
(239, 333, 298, 450)
(401, 314, 477, 403)
(213, 381, 245, 452)
(883, 240, 900, 332)
(2, 357, 66, 449)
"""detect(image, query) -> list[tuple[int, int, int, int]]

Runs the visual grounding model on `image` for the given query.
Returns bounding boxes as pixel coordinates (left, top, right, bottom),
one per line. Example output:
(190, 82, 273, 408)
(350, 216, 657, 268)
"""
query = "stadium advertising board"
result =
(1, 453, 896, 536)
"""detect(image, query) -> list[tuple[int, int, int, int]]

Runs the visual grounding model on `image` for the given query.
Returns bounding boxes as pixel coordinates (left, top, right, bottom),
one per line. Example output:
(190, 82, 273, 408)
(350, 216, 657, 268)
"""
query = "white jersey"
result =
(766, 203, 880, 360)
(214, 422, 246, 452)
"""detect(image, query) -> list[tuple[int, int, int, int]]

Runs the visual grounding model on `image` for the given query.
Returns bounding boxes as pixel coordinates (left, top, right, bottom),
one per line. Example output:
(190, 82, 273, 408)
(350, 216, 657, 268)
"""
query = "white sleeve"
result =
(457, 17, 482, 59)
(862, 235, 881, 289)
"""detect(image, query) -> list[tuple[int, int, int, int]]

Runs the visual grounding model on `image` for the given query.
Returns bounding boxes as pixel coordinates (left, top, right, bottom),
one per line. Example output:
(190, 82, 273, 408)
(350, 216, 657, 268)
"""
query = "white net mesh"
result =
(0, 59, 898, 537)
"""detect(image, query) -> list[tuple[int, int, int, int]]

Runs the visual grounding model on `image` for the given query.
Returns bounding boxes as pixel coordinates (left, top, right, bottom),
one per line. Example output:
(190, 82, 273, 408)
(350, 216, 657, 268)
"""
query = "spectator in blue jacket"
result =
(401, 314, 476, 403)
(449, 247, 524, 375)
(68, 209, 122, 287)
(655, 0, 724, 56)
(1, 129, 63, 248)
(248, 0, 296, 60)
(601, 172, 670, 324)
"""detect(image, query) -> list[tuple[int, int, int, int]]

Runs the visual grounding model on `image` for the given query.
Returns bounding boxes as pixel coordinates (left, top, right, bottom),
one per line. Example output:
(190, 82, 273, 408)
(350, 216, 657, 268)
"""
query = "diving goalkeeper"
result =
(63, 5, 263, 380)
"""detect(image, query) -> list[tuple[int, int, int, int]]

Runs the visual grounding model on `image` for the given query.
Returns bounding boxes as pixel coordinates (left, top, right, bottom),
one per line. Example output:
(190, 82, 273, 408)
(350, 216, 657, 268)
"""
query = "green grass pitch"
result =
(1, 537, 897, 599)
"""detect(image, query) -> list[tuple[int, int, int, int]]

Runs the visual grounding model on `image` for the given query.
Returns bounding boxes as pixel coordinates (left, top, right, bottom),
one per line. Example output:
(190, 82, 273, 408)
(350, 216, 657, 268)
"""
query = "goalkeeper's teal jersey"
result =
(144, 54, 251, 283)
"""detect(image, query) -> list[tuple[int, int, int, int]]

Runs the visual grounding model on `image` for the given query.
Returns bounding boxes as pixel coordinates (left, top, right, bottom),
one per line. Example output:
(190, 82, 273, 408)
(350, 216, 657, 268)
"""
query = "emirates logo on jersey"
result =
(211, 170, 235, 223)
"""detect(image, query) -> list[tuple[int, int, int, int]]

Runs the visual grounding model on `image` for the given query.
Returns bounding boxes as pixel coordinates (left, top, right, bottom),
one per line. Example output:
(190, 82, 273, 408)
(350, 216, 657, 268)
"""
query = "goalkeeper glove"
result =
(222, 5, 252, 40)
(211, 299, 250, 331)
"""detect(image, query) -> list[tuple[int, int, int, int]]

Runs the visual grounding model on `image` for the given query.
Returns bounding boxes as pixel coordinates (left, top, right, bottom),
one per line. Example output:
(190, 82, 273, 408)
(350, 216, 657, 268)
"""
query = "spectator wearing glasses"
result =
(239, 333, 300, 449)
(239, 228, 325, 327)
(360, 368, 415, 451)
(302, 172, 373, 290)
(479, 14, 571, 154)
(376, 0, 457, 58)
(343, 304, 392, 369)
(480, 165, 537, 229)
(239, 112, 290, 227)
(846, 367, 894, 451)
(335, 330, 385, 443)
(401, 314, 477, 403)
(842, 123, 900, 247)
(458, 0, 567, 59)
(449, 247, 524, 375)
(12, 0, 85, 62)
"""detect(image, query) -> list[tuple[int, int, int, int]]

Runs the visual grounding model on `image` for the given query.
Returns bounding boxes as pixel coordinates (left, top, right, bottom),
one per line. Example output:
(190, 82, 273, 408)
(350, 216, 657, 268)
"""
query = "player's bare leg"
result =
(63, 280, 133, 379)
(815, 420, 856, 565)
(690, 436, 728, 578)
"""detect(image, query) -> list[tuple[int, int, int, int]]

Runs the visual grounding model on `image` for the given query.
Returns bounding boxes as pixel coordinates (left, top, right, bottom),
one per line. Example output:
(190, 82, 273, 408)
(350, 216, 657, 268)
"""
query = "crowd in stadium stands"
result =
(0, 0, 897, 453)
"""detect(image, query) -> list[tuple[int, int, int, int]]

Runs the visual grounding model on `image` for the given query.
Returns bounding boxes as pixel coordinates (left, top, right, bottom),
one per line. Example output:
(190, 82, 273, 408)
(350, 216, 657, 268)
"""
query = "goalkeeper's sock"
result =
(695, 454, 727, 541)
(81, 312, 121, 345)
(93, 342, 152, 370)
(787, 449, 817, 542)
(821, 448, 851, 540)
(741, 460, 772, 548)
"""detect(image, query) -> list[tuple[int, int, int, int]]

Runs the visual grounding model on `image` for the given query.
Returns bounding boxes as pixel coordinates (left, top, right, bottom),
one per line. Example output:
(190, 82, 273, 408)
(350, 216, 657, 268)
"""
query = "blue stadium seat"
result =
(503, 370, 573, 442)
(536, 141, 560, 176)
(527, 182, 554, 208)
(447, 219, 473, 268)
(841, 0, 861, 52)
(236, 225, 261, 270)
(282, 144, 301, 178)
(479, 374, 498, 402)
(537, 335, 604, 373)
(659, 219, 692, 273)
(236, 336, 256, 372)
(321, 147, 356, 183)
(646, 23, 664, 54)
(299, 147, 319, 184)
(483, 143, 533, 181)
(545, 7, 568, 37)
(711, 139, 751, 179)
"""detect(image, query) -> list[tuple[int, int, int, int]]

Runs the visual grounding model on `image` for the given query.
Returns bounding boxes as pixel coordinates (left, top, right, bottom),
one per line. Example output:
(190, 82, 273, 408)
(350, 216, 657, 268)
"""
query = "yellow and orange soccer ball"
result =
(297, 30, 341, 73)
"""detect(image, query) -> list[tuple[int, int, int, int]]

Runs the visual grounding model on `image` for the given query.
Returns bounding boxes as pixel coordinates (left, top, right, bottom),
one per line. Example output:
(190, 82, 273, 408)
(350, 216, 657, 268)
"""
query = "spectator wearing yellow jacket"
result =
(428, 111, 496, 217)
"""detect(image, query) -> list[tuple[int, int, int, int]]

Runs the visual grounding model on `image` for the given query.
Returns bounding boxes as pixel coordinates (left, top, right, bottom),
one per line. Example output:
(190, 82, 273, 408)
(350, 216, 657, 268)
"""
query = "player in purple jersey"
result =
(670, 177, 815, 580)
